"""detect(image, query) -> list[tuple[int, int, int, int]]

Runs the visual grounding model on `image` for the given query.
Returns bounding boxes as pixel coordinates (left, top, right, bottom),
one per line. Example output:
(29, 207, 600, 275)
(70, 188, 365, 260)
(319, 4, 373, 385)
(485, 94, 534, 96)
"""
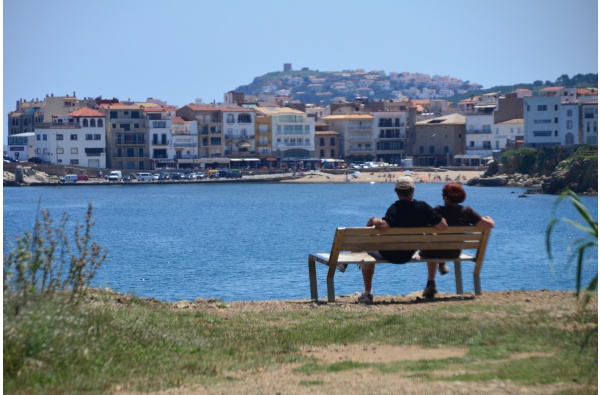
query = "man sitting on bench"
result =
(358, 176, 448, 304)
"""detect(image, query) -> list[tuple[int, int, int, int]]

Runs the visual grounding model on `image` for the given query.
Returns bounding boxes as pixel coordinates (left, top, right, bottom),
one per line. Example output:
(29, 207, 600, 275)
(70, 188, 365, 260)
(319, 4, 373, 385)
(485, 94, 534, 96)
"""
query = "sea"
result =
(3, 182, 598, 302)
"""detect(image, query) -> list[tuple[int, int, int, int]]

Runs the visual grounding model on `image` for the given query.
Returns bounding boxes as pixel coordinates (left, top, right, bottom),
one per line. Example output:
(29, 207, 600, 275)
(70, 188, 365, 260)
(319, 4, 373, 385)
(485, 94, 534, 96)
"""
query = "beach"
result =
(282, 169, 482, 184)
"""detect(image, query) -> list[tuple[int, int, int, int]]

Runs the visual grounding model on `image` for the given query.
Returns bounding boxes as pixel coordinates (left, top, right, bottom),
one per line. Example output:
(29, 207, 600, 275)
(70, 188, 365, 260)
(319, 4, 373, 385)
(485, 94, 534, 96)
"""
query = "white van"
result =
(136, 172, 154, 181)
(108, 170, 122, 182)
(60, 174, 78, 183)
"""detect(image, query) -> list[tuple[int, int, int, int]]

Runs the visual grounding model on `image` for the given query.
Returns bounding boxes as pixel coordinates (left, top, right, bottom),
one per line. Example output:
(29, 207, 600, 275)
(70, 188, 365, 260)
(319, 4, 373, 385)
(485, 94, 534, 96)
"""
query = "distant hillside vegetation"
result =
(233, 69, 597, 106)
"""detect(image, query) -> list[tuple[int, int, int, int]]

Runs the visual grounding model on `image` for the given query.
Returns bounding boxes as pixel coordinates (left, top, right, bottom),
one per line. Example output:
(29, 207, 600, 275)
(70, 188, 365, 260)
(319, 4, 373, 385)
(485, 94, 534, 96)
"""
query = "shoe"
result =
(422, 281, 438, 298)
(357, 291, 373, 304)
(438, 263, 451, 276)
(337, 263, 348, 272)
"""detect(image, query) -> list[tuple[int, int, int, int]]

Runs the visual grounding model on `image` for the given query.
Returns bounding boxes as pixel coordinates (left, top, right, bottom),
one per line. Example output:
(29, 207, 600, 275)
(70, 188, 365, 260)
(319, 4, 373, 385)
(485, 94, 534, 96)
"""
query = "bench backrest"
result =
(334, 226, 489, 253)
(328, 226, 491, 276)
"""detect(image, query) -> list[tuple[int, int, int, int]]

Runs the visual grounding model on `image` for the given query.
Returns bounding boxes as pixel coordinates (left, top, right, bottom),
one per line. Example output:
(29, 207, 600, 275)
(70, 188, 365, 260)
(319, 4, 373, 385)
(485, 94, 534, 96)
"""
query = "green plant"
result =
(546, 189, 598, 298)
(3, 202, 107, 315)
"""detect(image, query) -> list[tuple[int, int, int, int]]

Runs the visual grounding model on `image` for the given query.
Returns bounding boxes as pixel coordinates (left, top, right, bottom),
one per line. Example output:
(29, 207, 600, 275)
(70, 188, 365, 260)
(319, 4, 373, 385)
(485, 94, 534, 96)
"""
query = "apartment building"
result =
(372, 111, 408, 164)
(102, 103, 160, 170)
(176, 105, 225, 159)
(523, 87, 579, 147)
(147, 107, 174, 169)
(322, 114, 374, 162)
(33, 107, 107, 168)
(413, 113, 466, 167)
(254, 106, 315, 163)
(580, 101, 598, 144)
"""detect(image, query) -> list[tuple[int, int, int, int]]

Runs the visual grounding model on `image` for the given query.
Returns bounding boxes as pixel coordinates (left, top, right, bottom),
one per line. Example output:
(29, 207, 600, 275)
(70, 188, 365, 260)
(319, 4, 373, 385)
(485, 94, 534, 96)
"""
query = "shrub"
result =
(3, 202, 107, 316)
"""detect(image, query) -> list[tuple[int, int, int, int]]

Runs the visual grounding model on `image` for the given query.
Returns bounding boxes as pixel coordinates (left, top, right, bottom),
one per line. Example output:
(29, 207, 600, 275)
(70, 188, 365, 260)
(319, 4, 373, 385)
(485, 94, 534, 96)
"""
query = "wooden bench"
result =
(308, 226, 492, 303)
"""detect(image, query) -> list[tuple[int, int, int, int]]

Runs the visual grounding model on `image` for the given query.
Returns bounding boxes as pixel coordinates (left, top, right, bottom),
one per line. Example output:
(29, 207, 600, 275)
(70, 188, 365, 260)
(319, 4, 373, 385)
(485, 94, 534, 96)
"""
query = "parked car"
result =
(227, 169, 242, 178)
(4, 155, 18, 163)
(196, 172, 206, 179)
(171, 172, 183, 180)
(60, 174, 78, 183)
(123, 175, 133, 182)
(158, 172, 171, 181)
(77, 174, 89, 181)
(152, 173, 160, 180)
(136, 172, 155, 181)
(182, 172, 192, 180)
(28, 157, 44, 164)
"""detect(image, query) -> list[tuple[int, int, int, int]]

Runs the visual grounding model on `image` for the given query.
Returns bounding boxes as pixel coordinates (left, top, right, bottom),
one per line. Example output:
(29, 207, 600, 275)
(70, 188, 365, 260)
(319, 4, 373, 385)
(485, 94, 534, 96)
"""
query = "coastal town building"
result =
(147, 107, 175, 169)
(413, 113, 467, 167)
(322, 113, 375, 163)
(101, 102, 161, 170)
(253, 106, 316, 167)
(34, 107, 107, 168)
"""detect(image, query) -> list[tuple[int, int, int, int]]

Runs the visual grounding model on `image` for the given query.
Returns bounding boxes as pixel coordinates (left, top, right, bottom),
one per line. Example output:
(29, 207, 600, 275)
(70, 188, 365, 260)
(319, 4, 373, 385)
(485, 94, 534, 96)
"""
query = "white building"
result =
(147, 107, 174, 168)
(34, 107, 107, 168)
(580, 101, 598, 144)
(254, 107, 315, 161)
(465, 93, 498, 157)
(523, 87, 579, 147)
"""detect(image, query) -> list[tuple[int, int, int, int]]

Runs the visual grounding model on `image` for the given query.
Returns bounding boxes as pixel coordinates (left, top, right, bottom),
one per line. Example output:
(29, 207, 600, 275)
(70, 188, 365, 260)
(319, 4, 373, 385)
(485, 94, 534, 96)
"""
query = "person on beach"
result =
(419, 183, 495, 298)
(356, 176, 448, 304)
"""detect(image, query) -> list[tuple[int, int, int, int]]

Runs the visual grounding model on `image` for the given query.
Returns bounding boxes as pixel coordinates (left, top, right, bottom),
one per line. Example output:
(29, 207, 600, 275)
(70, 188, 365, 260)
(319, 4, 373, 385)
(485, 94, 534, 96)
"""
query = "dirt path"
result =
(115, 290, 595, 395)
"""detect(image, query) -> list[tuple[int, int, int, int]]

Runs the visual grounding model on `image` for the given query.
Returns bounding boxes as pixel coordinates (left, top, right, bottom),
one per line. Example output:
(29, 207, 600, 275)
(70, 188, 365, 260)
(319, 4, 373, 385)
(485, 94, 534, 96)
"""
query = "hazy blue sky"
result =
(3, 0, 598, 134)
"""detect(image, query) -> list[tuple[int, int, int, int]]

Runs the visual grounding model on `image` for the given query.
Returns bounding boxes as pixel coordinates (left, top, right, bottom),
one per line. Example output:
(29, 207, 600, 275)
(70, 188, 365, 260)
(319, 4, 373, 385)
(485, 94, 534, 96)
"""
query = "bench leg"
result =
(326, 276, 336, 303)
(474, 274, 482, 295)
(308, 257, 319, 301)
(453, 260, 463, 294)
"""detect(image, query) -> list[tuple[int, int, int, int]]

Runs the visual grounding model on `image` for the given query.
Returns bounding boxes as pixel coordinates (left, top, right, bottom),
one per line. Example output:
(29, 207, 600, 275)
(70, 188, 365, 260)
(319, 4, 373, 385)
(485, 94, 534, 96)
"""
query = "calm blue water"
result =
(3, 183, 598, 302)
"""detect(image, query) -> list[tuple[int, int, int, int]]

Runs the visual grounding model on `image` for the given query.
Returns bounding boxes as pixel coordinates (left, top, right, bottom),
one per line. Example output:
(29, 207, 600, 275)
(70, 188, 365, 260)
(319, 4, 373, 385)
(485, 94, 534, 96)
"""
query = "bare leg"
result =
(427, 261, 437, 281)
(361, 263, 375, 293)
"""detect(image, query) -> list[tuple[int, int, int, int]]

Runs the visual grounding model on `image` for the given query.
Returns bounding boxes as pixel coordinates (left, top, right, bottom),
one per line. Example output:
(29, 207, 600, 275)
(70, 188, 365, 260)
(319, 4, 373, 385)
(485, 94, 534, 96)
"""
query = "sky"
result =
(2, 0, 598, 143)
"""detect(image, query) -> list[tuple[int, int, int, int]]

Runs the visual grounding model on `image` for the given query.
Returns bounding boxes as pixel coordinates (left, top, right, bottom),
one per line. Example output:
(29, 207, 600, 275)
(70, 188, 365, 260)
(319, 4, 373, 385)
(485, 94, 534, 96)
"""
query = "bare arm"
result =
(475, 216, 495, 229)
(367, 217, 390, 231)
(433, 217, 448, 231)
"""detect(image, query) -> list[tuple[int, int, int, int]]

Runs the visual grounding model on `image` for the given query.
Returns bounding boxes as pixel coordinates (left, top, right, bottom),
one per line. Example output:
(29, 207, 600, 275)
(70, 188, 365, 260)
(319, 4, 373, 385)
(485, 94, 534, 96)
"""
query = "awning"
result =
(236, 141, 252, 149)
(85, 148, 104, 154)
(230, 158, 242, 161)
(266, 157, 278, 162)
(198, 158, 231, 164)
(243, 158, 260, 161)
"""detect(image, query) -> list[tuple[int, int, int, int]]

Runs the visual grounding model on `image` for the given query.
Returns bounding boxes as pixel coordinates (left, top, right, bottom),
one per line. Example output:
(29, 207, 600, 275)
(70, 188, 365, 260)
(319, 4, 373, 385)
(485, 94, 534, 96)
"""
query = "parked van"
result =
(108, 170, 122, 182)
(60, 174, 78, 183)
(136, 172, 154, 181)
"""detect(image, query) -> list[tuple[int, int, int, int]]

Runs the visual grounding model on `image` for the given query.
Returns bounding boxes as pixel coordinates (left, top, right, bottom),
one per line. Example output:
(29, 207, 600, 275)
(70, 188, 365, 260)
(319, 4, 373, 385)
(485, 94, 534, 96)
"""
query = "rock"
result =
(467, 176, 508, 187)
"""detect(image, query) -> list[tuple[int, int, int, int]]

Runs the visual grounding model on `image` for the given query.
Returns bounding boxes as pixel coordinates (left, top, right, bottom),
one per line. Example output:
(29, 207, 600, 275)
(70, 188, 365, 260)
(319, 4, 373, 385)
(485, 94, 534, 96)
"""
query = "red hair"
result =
(442, 183, 466, 204)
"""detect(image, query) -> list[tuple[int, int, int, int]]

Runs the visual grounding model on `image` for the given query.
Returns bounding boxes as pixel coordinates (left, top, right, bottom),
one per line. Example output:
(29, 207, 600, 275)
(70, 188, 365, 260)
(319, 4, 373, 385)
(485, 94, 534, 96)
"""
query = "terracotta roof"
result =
(416, 113, 465, 125)
(69, 107, 105, 117)
(322, 114, 374, 120)
(539, 86, 566, 92)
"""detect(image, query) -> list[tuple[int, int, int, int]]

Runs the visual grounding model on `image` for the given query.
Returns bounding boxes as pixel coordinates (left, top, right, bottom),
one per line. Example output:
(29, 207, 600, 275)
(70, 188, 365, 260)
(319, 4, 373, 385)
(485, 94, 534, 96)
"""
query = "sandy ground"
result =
(111, 290, 596, 395)
(283, 169, 481, 185)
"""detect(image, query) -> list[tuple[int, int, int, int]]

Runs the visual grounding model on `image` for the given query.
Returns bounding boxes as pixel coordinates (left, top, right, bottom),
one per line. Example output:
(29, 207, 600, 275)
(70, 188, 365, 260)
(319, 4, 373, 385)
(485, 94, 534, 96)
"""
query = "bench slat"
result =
(344, 241, 481, 251)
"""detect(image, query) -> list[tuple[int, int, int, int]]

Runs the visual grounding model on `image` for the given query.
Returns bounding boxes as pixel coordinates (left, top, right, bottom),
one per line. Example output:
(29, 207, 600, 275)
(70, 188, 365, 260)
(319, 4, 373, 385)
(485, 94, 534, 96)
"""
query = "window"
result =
(226, 114, 235, 123)
(127, 148, 135, 157)
(567, 109, 573, 116)
(138, 148, 144, 157)
(331, 149, 335, 157)
(483, 141, 491, 149)
(36, 134, 41, 141)
(237, 113, 251, 123)
(90, 119, 96, 127)
(98, 119, 103, 127)
(320, 149, 325, 157)
(70, 134, 78, 140)
(429, 145, 435, 154)
(86, 134, 93, 140)
(320, 137, 325, 145)
(56, 147, 64, 154)
(330, 137, 335, 145)
(120, 123, 130, 131)
(70, 148, 78, 154)
(419, 146, 424, 153)
(537, 105, 547, 111)
(567, 120, 573, 129)
(82, 119, 89, 127)
(94, 134, 101, 140)
(43, 134, 47, 141)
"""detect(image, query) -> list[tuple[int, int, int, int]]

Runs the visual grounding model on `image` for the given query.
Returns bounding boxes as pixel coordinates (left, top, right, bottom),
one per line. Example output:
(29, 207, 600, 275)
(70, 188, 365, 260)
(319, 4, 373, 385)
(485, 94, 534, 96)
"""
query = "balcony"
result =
(275, 142, 311, 148)
(347, 147, 374, 152)
(347, 125, 372, 131)
(467, 129, 492, 134)
(225, 134, 254, 139)
(173, 142, 197, 148)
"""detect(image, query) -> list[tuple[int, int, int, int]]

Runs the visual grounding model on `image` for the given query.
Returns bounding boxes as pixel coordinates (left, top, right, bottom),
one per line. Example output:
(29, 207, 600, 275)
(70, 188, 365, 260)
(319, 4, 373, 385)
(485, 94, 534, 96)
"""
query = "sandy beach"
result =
(282, 168, 482, 184)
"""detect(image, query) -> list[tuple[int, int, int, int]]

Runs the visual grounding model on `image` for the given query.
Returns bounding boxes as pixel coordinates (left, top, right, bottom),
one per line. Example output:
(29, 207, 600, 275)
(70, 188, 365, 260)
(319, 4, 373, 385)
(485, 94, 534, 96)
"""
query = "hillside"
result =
(234, 69, 598, 105)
